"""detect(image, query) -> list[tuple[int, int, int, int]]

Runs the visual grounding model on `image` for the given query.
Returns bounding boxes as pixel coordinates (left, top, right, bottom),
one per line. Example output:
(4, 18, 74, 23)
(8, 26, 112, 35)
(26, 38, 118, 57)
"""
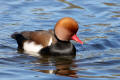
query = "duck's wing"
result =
(11, 31, 32, 40)
(11, 30, 57, 48)
(11, 30, 45, 40)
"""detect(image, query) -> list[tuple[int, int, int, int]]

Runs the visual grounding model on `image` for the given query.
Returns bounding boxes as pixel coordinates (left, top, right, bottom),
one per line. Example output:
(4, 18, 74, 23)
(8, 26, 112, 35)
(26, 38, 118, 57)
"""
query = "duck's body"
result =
(11, 17, 83, 56)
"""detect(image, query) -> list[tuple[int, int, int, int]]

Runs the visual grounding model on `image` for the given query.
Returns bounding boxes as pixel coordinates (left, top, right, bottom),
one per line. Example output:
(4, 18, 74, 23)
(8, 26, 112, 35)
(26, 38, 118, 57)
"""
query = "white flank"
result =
(48, 37, 52, 46)
(23, 37, 52, 57)
(49, 70, 54, 74)
(23, 41, 43, 56)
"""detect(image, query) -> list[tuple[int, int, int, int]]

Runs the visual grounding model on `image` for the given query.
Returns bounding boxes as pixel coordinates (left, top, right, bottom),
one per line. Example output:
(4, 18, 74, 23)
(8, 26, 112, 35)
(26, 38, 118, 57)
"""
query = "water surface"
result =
(0, 0, 120, 80)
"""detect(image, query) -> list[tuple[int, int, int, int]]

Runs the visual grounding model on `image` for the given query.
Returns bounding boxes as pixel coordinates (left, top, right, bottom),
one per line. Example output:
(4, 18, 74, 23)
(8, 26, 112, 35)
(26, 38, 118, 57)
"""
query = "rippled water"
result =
(0, 0, 120, 80)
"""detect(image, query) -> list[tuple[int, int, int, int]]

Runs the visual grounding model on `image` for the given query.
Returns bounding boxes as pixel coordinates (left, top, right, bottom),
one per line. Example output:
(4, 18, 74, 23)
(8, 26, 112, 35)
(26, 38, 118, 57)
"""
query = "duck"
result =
(11, 17, 83, 56)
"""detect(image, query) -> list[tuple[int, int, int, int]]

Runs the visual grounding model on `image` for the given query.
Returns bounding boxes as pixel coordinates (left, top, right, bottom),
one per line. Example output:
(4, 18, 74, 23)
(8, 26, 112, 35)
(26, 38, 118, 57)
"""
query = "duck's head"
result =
(54, 17, 83, 44)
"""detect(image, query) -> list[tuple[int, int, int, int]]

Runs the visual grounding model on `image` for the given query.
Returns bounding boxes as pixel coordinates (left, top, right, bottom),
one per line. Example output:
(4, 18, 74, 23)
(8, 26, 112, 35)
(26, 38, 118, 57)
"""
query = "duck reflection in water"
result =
(31, 55, 78, 78)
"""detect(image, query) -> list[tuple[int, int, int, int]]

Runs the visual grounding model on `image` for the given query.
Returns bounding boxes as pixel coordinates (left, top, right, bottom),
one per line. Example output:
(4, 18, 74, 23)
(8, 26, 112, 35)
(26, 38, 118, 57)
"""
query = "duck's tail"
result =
(11, 32, 27, 50)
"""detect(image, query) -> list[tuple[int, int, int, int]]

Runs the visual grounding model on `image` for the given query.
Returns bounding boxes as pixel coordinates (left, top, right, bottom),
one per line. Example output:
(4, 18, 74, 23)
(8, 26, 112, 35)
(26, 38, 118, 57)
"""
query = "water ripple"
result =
(0, 0, 120, 80)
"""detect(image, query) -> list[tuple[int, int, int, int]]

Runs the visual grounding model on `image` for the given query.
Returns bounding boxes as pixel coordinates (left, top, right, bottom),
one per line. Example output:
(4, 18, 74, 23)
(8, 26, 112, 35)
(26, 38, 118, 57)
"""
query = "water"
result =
(0, 0, 120, 80)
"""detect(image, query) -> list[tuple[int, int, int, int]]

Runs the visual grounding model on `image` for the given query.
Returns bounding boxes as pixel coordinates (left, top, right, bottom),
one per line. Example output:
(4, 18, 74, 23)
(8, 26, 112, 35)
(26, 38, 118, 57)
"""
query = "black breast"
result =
(40, 41, 76, 56)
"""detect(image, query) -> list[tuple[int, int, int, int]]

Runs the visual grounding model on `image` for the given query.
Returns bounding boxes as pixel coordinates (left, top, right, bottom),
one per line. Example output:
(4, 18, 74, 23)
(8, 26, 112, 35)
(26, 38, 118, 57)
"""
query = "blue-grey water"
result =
(0, 0, 120, 80)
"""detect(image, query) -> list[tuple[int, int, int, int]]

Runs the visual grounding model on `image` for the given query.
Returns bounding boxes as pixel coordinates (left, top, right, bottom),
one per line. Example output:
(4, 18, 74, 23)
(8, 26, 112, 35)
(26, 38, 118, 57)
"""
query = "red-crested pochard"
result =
(11, 17, 83, 56)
